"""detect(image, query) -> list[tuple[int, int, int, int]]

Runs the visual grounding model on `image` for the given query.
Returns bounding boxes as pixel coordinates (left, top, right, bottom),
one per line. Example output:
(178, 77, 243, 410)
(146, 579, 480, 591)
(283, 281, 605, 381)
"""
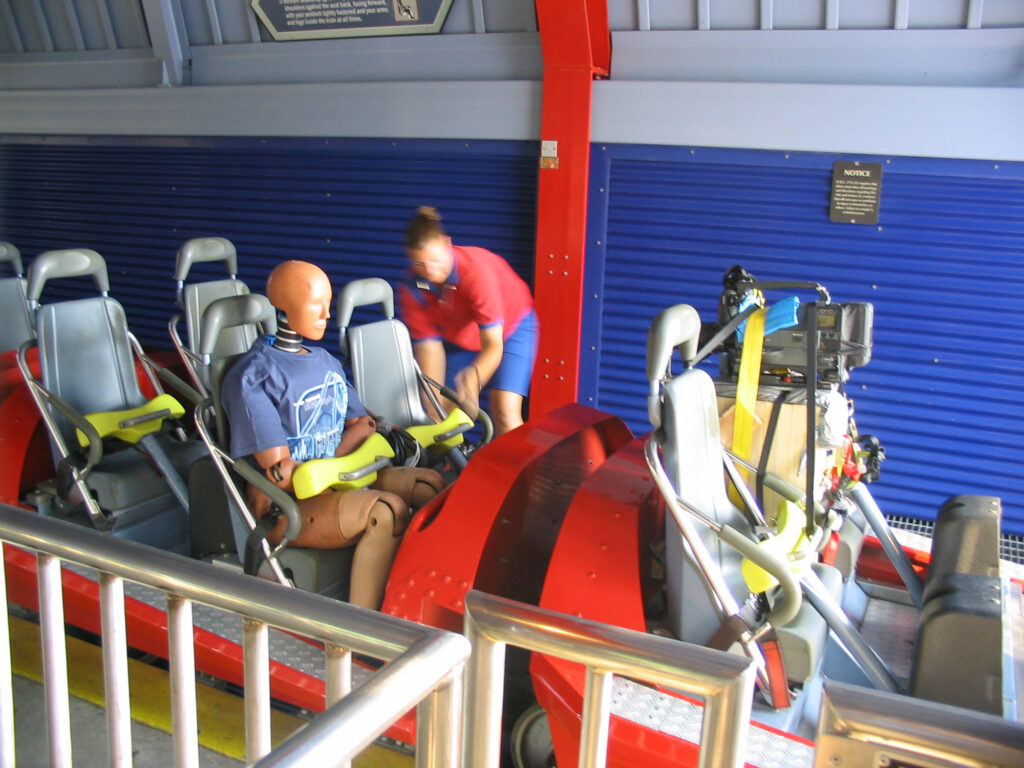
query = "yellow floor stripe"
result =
(8, 614, 411, 767)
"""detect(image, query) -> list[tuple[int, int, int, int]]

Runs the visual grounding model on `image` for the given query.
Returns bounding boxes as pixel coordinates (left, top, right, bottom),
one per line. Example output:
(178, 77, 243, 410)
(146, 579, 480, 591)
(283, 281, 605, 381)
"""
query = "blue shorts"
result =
(444, 310, 538, 397)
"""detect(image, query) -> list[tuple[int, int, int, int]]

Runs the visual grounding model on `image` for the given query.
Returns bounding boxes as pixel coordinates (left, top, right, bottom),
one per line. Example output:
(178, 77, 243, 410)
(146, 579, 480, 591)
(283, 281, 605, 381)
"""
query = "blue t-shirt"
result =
(221, 342, 367, 462)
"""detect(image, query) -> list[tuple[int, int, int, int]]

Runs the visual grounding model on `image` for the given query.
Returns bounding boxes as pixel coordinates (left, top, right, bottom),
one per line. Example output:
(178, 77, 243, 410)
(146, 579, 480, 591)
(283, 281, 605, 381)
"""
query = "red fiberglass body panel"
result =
(382, 403, 634, 631)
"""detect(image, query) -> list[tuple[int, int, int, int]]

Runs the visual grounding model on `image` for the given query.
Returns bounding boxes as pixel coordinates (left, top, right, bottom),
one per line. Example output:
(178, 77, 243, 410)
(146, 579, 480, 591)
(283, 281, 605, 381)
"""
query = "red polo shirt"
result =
(397, 245, 534, 351)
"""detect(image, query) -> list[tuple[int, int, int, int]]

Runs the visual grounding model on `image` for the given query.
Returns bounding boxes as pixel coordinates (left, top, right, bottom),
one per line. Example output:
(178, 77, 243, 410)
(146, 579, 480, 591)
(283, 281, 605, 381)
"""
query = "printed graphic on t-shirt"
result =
(288, 370, 349, 461)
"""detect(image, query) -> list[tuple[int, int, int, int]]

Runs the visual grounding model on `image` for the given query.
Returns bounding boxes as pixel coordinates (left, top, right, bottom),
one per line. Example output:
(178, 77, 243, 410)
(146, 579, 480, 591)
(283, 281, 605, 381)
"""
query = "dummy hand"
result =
(253, 446, 299, 492)
(453, 365, 481, 419)
(335, 415, 377, 457)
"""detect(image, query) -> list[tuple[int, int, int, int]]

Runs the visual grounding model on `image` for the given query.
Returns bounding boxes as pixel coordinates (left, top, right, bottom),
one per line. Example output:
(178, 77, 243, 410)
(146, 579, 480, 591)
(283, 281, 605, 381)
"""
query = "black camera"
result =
(716, 266, 873, 385)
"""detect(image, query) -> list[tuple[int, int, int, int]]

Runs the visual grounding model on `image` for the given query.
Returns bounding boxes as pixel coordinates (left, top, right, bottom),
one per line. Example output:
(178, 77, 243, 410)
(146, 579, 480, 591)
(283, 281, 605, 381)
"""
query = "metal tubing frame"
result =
(244, 618, 272, 764)
(799, 570, 901, 694)
(168, 595, 200, 768)
(38, 553, 73, 768)
(254, 633, 468, 768)
(99, 572, 133, 768)
(463, 590, 756, 768)
(0, 504, 468, 768)
(847, 482, 924, 609)
(0, 545, 14, 768)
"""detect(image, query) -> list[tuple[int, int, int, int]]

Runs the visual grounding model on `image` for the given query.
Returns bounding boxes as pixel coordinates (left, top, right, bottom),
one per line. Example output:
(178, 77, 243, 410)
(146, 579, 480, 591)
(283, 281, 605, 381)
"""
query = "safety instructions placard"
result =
(829, 161, 883, 225)
(252, 0, 451, 40)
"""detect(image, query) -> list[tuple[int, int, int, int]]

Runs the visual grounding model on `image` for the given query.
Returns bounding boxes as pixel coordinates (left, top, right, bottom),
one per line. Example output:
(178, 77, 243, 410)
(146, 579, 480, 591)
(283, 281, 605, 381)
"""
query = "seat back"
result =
(0, 242, 34, 354)
(337, 278, 430, 428)
(28, 249, 146, 447)
(173, 237, 253, 367)
(198, 293, 277, 446)
(647, 304, 750, 645)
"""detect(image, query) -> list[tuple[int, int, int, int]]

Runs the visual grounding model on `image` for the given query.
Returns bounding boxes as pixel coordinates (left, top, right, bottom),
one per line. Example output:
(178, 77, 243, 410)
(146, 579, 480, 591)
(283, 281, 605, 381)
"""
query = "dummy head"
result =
(405, 206, 453, 286)
(266, 260, 332, 341)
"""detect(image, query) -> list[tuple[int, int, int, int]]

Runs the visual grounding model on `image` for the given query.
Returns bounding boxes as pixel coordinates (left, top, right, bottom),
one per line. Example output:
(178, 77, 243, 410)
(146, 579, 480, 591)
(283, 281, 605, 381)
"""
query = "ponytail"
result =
(405, 206, 447, 249)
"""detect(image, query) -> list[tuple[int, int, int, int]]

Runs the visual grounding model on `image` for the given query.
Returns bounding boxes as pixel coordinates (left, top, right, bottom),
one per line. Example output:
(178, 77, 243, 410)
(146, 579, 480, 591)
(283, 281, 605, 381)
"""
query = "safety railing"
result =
(463, 589, 757, 768)
(0, 503, 469, 768)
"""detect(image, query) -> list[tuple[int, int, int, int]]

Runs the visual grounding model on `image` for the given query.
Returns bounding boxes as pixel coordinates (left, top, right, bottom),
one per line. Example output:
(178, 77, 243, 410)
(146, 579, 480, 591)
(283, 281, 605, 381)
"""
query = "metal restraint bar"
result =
(463, 589, 757, 768)
(0, 504, 469, 768)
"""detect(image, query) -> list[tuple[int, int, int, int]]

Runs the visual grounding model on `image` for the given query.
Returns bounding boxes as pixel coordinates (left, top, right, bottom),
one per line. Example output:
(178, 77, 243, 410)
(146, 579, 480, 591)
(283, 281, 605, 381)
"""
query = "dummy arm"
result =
(253, 416, 378, 491)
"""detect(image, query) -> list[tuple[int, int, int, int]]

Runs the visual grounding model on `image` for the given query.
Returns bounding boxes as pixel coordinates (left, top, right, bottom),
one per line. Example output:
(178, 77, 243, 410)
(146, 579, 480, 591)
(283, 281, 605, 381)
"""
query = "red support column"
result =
(530, 0, 610, 418)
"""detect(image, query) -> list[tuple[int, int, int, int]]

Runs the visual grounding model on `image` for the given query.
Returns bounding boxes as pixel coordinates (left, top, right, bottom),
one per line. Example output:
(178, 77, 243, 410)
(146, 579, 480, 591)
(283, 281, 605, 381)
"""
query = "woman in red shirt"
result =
(397, 207, 539, 436)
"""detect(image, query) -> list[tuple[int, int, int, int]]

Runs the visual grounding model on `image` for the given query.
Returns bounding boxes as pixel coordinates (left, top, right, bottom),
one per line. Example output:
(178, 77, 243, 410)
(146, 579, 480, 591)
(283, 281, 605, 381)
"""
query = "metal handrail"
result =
(0, 504, 469, 768)
(462, 589, 757, 768)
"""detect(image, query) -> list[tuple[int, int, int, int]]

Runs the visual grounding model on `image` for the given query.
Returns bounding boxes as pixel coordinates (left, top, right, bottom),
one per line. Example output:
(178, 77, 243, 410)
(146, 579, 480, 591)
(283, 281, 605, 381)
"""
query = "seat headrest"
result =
(646, 304, 702, 429)
(174, 237, 238, 283)
(27, 248, 109, 303)
(199, 293, 277, 360)
(336, 277, 395, 329)
(0, 242, 23, 277)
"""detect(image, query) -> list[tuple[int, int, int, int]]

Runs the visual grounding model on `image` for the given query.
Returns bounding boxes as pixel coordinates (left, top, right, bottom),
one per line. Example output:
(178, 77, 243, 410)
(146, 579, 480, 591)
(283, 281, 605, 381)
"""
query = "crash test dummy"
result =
(221, 260, 444, 610)
(397, 206, 539, 436)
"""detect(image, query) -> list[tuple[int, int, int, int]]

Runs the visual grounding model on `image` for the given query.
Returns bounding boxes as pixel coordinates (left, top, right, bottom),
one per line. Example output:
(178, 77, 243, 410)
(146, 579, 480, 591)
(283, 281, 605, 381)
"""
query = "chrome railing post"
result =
(462, 608, 507, 768)
(99, 572, 133, 768)
(38, 553, 73, 768)
(0, 506, 470, 768)
(325, 643, 353, 768)
(0, 544, 15, 768)
(244, 617, 272, 764)
(579, 669, 614, 768)
(167, 595, 199, 768)
(417, 666, 464, 768)
(463, 590, 757, 768)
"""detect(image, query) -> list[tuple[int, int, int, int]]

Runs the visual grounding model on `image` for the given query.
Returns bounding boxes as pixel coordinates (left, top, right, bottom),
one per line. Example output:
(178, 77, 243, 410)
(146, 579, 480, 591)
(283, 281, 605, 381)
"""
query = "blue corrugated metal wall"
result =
(581, 144, 1024, 534)
(0, 136, 538, 350)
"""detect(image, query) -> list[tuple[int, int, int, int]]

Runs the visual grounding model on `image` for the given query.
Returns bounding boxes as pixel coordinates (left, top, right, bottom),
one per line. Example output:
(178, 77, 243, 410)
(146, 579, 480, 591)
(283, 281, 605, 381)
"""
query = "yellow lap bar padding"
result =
(729, 307, 766, 506)
(406, 408, 472, 453)
(741, 500, 811, 594)
(77, 394, 185, 447)
(291, 432, 396, 499)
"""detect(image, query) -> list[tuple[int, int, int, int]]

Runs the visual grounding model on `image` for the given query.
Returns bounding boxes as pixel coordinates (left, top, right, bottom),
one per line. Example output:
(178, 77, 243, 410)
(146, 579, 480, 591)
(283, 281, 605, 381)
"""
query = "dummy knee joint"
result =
(368, 496, 411, 538)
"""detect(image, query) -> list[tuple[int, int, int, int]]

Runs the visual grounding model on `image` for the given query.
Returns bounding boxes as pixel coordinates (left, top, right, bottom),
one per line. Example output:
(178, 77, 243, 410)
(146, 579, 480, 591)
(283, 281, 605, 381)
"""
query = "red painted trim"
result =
(530, 0, 610, 418)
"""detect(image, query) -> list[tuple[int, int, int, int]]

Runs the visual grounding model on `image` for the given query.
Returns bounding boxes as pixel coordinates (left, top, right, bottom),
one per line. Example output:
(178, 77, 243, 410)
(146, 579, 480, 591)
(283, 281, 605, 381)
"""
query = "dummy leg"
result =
(376, 467, 445, 509)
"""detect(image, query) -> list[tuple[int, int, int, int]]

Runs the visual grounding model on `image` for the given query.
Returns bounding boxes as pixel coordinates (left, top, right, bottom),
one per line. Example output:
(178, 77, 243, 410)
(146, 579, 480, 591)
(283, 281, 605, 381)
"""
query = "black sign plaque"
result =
(252, 0, 452, 41)
(829, 161, 883, 225)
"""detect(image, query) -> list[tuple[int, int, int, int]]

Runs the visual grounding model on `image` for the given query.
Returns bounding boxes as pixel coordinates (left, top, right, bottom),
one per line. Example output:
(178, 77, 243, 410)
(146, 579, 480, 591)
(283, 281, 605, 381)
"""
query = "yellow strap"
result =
(77, 393, 185, 446)
(405, 408, 472, 453)
(291, 432, 396, 499)
(730, 308, 766, 504)
(740, 500, 811, 593)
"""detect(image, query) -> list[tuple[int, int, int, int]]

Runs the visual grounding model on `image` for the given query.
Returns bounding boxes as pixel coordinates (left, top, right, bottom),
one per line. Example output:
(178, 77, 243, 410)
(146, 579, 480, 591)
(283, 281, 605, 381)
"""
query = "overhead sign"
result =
(829, 161, 883, 225)
(252, 0, 452, 41)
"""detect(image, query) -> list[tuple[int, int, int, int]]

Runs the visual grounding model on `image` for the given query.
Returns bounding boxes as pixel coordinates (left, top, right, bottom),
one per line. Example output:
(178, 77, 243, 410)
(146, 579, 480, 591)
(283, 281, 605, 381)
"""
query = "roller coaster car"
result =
(16, 249, 205, 553)
(385, 292, 1022, 766)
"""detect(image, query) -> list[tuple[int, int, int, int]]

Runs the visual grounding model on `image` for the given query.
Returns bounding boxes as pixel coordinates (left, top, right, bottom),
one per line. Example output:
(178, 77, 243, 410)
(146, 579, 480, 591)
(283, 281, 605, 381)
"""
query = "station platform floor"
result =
(7, 613, 411, 767)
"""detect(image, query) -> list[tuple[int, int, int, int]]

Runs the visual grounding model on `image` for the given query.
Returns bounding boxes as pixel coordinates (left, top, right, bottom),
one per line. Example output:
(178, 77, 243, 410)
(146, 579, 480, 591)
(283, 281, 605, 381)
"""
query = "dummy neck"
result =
(273, 315, 305, 354)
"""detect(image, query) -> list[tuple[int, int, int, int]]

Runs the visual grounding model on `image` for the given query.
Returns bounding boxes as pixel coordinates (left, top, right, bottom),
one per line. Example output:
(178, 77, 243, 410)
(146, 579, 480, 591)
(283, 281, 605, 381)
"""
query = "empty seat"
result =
(169, 237, 252, 394)
(19, 248, 204, 553)
(0, 242, 34, 354)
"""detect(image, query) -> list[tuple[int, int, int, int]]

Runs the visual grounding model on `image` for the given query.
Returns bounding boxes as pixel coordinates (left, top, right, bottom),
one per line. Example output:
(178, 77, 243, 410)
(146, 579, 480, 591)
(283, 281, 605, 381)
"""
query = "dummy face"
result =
(266, 261, 332, 340)
(408, 235, 454, 286)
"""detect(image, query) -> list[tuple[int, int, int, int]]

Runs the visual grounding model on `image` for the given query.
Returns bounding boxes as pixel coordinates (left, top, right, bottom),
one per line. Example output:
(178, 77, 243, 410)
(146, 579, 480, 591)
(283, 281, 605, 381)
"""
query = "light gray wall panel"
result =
(0, 47, 162, 87)
(190, 31, 541, 85)
(611, 29, 1024, 86)
(591, 80, 1024, 162)
(0, 80, 542, 138)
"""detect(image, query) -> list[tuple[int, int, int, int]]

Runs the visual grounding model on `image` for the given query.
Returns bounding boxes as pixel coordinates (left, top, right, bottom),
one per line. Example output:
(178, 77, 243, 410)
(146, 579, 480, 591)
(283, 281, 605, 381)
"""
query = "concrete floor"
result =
(12, 674, 243, 768)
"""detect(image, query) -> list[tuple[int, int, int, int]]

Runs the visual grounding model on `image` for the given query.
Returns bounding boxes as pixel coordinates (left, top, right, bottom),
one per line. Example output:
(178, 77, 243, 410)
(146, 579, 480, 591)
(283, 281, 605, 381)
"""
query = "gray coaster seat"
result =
(191, 294, 351, 599)
(644, 304, 850, 704)
(169, 237, 252, 396)
(18, 249, 205, 553)
(337, 277, 490, 471)
(0, 242, 34, 354)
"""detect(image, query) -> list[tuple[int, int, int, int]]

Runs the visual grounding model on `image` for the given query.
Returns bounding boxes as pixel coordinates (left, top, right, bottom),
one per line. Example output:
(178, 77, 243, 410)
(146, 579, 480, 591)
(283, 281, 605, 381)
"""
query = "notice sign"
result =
(253, 0, 452, 41)
(829, 161, 883, 225)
